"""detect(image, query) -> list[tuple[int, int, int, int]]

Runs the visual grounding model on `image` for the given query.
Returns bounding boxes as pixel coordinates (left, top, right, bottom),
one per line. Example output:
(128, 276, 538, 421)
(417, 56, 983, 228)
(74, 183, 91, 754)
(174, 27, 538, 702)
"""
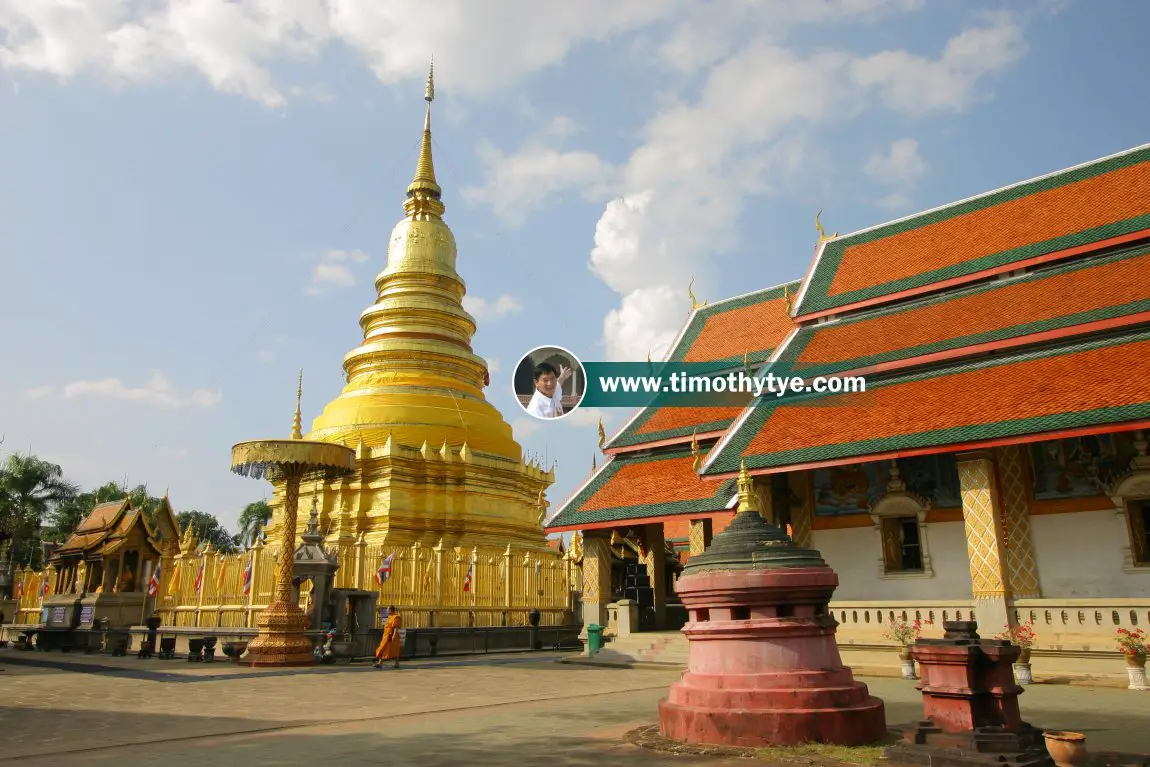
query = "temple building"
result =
(263, 64, 555, 554)
(549, 143, 1150, 673)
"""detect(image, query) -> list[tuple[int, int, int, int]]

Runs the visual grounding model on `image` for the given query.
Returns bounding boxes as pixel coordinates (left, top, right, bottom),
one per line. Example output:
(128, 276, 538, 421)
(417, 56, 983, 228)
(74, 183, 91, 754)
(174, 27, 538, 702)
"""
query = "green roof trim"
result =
(547, 447, 737, 528)
(704, 328, 1150, 475)
(798, 146, 1150, 315)
(778, 245, 1150, 378)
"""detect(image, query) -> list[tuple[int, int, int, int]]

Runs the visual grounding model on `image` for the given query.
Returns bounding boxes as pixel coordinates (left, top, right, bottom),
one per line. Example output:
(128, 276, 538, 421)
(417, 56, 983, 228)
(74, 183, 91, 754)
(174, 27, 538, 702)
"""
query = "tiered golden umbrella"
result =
(230, 372, 355, 667)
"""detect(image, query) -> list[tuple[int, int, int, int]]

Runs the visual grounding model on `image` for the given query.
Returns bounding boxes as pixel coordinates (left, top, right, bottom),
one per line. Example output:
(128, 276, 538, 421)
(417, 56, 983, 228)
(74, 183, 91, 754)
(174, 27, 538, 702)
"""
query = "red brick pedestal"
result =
(657, 507, 886, 747)
(884, 621, 1054, 767)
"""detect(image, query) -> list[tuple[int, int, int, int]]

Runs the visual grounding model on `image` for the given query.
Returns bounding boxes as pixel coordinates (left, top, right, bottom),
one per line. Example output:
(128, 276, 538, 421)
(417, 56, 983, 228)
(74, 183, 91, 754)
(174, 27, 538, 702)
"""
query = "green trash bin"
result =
(587, 624, 604, 655)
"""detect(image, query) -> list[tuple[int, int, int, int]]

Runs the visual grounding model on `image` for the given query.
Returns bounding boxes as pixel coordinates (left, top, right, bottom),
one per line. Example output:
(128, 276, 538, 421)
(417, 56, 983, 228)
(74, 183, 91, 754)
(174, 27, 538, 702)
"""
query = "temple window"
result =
(880, 517, 924, 572)
(1126, 500, 1150, 566)
(869, 461, 934, 579)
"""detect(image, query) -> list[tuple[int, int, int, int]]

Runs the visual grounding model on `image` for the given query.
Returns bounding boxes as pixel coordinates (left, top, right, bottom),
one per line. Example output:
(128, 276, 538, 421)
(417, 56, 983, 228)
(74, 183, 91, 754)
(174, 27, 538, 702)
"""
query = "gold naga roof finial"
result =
(597, 416, 607, 450)
(743, 351, 753, 379)
(291, 368, 304, 440)
(815, 208, 838, 245)
(688, 277, 707, 311)
(536, 489, 550, 526)
(690, 428, 702, 474)
(404, 57, 444, 219)
(783, 282, 795, 312)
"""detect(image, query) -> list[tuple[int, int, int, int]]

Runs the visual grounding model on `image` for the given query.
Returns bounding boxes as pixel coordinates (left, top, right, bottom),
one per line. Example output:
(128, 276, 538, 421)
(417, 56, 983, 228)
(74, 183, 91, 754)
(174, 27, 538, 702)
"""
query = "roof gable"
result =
(795, 144, 1150, 317)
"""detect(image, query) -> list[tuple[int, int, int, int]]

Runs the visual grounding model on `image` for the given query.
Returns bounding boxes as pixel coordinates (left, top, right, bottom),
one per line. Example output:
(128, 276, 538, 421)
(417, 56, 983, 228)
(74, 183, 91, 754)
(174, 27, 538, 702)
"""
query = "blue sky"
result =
(1, 0, 1147, 532)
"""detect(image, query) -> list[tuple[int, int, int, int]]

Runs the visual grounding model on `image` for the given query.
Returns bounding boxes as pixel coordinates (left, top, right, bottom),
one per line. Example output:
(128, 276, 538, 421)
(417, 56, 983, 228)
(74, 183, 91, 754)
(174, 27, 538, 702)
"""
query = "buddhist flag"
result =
(215, 559, 227, 593)
(463, 561, 474, 593)
(375, 553, 394, 586)
(193, 560, 205, 593)
(147, 562, 162, 596)
(242, 557, 253, 596)
(41, 575, 50, 598)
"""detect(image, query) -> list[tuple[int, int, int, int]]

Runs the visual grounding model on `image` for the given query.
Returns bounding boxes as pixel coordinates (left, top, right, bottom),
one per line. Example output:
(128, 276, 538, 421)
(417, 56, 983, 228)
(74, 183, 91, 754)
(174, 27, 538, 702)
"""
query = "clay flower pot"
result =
(1123, 652, 1147, 669)
(1017, 648, 1032, 664)
(1043, 731, 1086, 767)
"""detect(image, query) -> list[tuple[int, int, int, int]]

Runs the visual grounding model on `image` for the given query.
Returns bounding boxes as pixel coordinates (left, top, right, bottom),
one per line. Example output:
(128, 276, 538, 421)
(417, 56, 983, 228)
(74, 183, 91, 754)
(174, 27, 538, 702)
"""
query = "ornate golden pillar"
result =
(992, 445, 1042, 598)
(579, 533, 613, 646)
(643, 524, 667, 630)
(787, 471, 814, 548)
(956, 451, 1012, 631)
(688, 519, 713, 556)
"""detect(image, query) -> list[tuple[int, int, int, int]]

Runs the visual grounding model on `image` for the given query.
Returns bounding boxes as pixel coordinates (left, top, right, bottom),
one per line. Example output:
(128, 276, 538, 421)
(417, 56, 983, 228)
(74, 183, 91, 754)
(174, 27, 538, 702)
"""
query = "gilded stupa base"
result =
(244, 601, 315, 667)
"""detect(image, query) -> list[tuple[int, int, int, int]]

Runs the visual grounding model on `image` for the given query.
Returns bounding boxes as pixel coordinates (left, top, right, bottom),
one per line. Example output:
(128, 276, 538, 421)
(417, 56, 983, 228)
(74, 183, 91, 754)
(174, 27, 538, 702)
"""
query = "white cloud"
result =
(865, 139, 926, 185)
(307, 248, 368, 295)
(850, 11, 1027, 115)
(463, 294, 523, 321)
(485, 358, 501, 374)
(511, 417, 542, 439)
(589, 11, 1028, 362)
(0, 1, 684, 107)
(874, 192, 913, 211)
(463, 128, 616, 226)
(28, 371, 221, 409)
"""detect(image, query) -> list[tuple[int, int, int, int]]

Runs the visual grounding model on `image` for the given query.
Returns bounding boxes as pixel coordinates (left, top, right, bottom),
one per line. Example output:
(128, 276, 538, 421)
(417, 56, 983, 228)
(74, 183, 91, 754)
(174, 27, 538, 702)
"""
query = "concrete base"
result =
(658, 667, 886, 747)
(884, 720, 1054, 767)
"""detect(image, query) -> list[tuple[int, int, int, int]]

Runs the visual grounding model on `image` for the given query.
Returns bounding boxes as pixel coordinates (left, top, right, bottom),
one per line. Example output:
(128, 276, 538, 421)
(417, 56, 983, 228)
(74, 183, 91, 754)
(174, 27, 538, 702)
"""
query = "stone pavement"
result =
(1, 650, 1147, 765)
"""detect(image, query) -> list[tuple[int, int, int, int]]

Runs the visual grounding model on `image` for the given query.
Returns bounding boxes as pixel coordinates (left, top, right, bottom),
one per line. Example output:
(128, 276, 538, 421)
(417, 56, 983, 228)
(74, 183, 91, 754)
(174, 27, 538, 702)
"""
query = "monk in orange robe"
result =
(373, 606, 402, 669)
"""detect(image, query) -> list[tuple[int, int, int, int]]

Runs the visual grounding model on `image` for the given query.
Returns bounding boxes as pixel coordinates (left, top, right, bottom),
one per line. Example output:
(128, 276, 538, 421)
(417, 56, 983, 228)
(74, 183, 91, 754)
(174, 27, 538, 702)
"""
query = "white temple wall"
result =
(812, 520, 972, 601)
(1030, 508, 1148, 598)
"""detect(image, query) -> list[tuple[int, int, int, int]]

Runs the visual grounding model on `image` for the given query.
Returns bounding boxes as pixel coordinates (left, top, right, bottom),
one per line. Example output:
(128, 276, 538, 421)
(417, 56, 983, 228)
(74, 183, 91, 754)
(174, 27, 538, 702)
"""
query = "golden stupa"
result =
(263, 62, 554, 552)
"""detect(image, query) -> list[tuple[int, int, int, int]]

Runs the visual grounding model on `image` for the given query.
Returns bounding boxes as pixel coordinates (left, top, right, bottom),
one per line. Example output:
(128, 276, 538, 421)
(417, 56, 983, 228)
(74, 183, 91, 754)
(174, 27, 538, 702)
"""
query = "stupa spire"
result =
(736, 459, 761, 514)
(291, 369, 303, 440)
(404, 58, 444, 219)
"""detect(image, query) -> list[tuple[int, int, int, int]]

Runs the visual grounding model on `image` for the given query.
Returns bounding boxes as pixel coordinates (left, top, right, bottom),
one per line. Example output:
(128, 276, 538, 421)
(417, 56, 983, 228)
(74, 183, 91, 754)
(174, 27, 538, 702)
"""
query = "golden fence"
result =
(10, 541, 582, 630)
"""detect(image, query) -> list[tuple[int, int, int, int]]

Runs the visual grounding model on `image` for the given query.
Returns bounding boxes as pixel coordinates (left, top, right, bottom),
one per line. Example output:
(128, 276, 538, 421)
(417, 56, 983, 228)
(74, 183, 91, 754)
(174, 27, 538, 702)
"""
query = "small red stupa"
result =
(658, 461, 887, 747)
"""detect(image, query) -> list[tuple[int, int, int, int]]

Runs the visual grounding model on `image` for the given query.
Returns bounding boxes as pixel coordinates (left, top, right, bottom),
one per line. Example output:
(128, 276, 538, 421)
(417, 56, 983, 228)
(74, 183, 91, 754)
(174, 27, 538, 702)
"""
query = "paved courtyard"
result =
(1, 651, 1148, 765)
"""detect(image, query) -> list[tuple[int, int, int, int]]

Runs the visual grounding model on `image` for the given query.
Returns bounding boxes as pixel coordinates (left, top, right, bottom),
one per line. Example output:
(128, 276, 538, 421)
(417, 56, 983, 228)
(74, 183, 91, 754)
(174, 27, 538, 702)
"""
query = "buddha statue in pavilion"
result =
(261, 63, 554, 553)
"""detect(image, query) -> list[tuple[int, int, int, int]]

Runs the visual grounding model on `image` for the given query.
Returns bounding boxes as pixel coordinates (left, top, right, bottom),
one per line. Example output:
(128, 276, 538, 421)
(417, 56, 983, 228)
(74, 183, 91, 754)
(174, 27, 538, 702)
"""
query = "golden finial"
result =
(291, 368, 303, 440)
(405, 57, 443, 218)
(815, 209, 839, 245)
(690, 428, 702, 474)
(688, 278, 707, 311)
(597, 416, 607, 450)
(743, 351, 753, 379)
(592, 453, 597, 472)
(736, 459, 762, 514)
(536, 489, 549, 526)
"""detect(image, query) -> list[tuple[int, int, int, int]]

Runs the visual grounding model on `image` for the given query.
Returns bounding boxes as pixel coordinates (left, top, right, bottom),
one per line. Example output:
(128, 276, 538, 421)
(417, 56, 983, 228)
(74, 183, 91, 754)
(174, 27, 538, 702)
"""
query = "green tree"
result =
(175, 510, 237, 554)
(0, 454, 79, 566)
(236, 500, 272, 548)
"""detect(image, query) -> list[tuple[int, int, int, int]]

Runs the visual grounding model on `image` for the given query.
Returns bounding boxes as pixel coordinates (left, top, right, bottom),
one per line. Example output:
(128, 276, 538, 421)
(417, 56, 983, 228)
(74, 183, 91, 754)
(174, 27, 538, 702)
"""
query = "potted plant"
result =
(882, 618, 933, 679)
(1115, 628, 1149, 691)
(995, 621, 1037, 685)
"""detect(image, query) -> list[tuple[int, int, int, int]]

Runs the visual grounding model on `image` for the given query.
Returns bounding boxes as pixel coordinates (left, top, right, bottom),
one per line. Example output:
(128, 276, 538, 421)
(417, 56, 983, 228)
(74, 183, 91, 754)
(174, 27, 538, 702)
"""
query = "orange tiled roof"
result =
(683, 296, 795, 362)
(548, 448, 736, 528)
(797, 146, 1150, 316)
(783, 248, 1150, 376)
(705, 330, 1150, 473)
(609, 282, 799, 450)
(72, 501, 125, 534)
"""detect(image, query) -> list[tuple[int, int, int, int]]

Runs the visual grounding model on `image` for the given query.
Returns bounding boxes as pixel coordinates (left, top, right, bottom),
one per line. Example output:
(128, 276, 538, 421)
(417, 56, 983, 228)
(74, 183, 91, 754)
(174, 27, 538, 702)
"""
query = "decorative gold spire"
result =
(783, 283, 794, 312)
(815, 208, 838, 244)
(597, 416, 607, 450)
(592, 453, 597, 472)
(404, 58, 444, 219)
(736, 459, 762, 514)
(291, 369, 303, 440)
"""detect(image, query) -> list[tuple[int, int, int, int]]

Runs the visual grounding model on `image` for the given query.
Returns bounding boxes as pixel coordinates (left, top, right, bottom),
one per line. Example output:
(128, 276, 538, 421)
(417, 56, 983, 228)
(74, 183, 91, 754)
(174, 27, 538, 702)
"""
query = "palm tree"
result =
(236, 500, 272, 548)
(0, 454, 79, 573)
